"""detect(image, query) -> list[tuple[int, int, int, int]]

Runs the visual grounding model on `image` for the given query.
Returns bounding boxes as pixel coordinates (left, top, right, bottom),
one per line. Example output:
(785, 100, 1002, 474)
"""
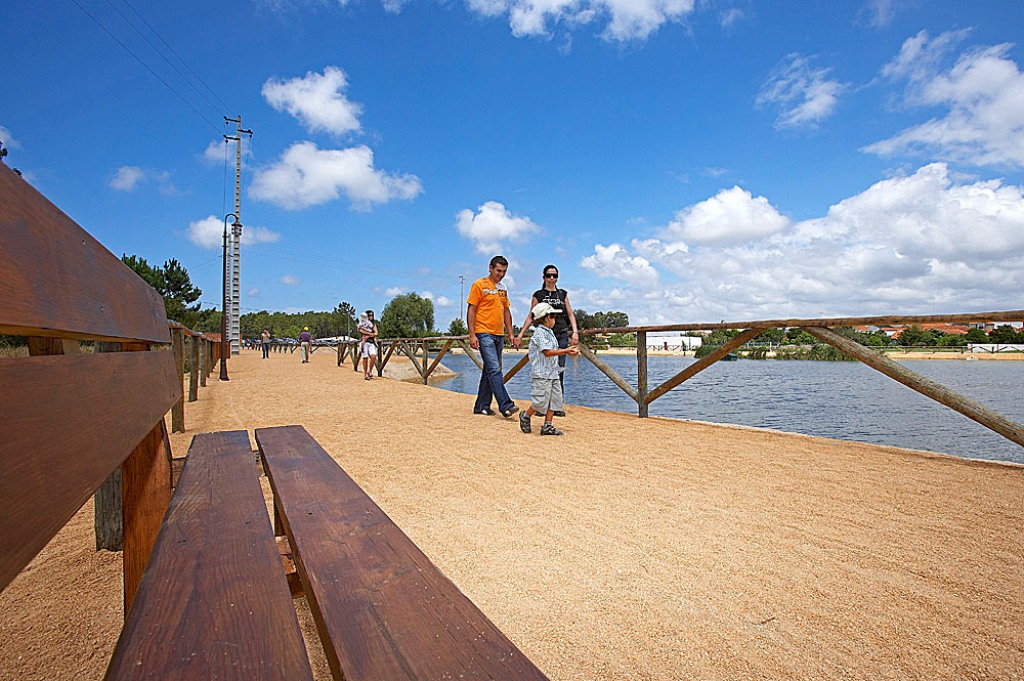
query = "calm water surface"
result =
(434, 354, 1024, 465)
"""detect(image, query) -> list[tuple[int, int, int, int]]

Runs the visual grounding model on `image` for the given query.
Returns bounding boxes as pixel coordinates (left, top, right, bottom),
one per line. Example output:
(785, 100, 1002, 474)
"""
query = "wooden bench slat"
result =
(106, 430, 314, 681)
(0, 351, 180, 592)
(256, 425, 549, 681)
(0, 164, 170, 343)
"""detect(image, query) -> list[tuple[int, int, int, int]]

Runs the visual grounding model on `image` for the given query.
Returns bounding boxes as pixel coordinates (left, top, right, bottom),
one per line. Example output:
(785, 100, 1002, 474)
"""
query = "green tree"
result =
(989, 325, 1024, 344)
(122, 255, 203, 329)
(448, 317, 468, 336)
(965, 328, 989, 343)
(380, 293, 434, 338)
(897, 325, 936, 347)
(334, 302, 357, 338)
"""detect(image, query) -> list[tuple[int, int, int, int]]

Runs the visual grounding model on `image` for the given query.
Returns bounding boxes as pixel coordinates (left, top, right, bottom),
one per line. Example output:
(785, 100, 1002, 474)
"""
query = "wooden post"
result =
(199, 339, 207, 388)
(93, 341, 125, 551)
(171, 327, 185, 433)
(804, 326, 1024, 449)
(121, 417, 173, 616)
(188, 334, 199, 402)
(421, 341, 429, 384)
(637, 331, 649, 418)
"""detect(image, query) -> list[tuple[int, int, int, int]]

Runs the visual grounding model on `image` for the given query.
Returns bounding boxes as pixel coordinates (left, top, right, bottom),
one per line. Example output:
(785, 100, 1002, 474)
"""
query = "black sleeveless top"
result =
(532, 287, 569, 335)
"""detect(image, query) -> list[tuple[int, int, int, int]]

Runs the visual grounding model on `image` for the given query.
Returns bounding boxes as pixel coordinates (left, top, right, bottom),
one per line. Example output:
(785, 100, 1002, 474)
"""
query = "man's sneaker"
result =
(553, 410, 566, 417)
(501, 405, 520, 418)
(473, 407, 496, 416)
(519, 411, 532, 434)
(540, 423, 563, 436)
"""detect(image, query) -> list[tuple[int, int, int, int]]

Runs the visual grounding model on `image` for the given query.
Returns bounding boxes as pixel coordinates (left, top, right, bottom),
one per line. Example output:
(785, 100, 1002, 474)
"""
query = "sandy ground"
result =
(2, 347, 1023, 680)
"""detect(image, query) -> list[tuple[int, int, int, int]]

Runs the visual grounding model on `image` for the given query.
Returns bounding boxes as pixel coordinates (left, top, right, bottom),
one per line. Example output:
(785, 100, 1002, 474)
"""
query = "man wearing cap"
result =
(466, 255, 519, 418)
(298, 327, 312, 363)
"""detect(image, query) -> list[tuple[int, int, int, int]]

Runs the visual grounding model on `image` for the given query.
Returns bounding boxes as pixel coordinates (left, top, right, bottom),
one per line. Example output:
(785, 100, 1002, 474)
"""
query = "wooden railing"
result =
(350, 310, 1024, 450)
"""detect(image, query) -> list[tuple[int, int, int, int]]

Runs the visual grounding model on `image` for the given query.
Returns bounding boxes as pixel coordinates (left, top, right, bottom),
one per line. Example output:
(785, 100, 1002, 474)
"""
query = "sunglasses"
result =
(544, 272, 558, 279)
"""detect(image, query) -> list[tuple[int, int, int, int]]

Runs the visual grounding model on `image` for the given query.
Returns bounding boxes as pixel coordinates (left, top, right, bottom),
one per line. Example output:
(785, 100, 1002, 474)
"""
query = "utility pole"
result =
(224, 115, 253, 356)
(460, 275, 465, 327)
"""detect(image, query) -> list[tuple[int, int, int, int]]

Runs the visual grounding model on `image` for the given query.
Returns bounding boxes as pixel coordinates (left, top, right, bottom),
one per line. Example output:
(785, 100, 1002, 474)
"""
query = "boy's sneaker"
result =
(519, 411, 532, 434)
(501, 405, 520, 418)
(473, 407, 495, 416)
(553, 410, 566, 417)
(540, 423, 563, 436)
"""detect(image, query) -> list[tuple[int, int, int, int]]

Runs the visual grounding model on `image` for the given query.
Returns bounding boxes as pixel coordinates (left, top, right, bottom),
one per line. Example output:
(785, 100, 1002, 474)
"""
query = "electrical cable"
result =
(70, 0, 222, 134)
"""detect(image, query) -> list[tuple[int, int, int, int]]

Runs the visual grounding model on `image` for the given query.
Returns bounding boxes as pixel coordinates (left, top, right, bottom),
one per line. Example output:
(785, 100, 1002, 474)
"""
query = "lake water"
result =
(433, 353, 1024, 465)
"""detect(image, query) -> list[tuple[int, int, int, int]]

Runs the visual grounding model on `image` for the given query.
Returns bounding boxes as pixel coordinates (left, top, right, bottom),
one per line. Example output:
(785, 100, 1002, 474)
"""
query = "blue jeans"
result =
(474, 333, 514, 413)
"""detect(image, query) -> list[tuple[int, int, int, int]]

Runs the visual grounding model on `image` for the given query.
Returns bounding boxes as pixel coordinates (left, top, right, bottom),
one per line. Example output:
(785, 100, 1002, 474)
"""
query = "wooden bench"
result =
(0, 163, 549, 679)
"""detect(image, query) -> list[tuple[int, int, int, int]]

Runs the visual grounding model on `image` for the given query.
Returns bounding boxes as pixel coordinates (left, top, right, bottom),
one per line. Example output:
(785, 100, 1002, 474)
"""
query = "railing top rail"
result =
(167, 320, 214, 340)
(348, 310, 1024, 345)
(577, 309, 1024, 336)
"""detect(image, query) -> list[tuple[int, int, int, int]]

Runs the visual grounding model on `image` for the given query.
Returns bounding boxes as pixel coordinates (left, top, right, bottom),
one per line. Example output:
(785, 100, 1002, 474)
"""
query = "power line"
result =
(70, 0, 222, 134)
(98, 0, 227, 122)
(120, 0, 234, 115)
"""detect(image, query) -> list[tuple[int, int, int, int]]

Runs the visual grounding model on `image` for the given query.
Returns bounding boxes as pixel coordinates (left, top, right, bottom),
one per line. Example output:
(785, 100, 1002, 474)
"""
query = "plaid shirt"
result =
(528, 324, 561, 379)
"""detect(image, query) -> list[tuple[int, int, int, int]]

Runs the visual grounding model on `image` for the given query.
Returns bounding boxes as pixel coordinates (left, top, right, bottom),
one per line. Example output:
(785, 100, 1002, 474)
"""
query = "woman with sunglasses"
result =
(515, 265, 579, 416)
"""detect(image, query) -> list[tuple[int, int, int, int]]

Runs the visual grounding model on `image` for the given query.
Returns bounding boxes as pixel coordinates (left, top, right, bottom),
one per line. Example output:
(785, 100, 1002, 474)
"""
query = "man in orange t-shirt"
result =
(467, 255, 519, 418)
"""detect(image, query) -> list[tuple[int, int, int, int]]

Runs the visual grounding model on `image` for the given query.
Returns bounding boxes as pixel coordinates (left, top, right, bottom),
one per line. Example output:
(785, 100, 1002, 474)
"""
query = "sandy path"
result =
(2, 348, 1022, 680)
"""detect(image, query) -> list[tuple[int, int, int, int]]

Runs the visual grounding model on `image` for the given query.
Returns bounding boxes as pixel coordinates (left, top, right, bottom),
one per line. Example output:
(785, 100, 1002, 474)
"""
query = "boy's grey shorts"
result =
(530, 376, 563, 414)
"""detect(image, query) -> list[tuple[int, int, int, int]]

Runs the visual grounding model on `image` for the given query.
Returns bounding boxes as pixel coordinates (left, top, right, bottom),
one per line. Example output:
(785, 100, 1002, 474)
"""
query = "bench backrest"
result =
(0, 163, 180, 609)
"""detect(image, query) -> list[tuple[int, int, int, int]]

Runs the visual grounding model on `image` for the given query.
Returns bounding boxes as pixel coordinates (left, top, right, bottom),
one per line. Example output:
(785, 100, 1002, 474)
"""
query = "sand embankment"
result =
(1, 348, 1022, 680)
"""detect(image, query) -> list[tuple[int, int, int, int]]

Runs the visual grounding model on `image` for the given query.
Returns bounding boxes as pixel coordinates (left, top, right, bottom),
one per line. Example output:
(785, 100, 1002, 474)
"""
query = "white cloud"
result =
(250, 141, 423, 210)
(203, 136, 252, 165)
(384, 286, 404, 296)
(0, 126, 19, 148)
(579, 243, 659, 287)
(280, 274, 300, 285)
(262, 66, 362, 136)
(866, 32, 1024, 169)
(757, 54, 846, 129)
(454, 201, 540, 254)
(110, 166, 144, 191)
(422, 291, 453, 306)
(605, 163, 1024, 323)
(186, 215, 281, 250)
(466, 0, 696, 43)
(662, 186, 791, 247)
(110, 166, 179, 194)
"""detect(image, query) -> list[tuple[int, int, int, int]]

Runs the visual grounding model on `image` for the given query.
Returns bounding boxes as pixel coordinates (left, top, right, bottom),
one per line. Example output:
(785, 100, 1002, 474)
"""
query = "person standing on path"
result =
(358, 310, 378, 380)
(518, 302, 579, 436)
(298, 327, 312, 363)
(515, 264, 579, 416)
(260, 328, 271, 359)
(467, 255, 519, 418)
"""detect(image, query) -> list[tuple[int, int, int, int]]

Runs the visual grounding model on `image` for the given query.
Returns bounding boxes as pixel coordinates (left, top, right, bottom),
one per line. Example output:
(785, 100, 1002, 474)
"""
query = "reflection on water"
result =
(434, 353, 1024, 464)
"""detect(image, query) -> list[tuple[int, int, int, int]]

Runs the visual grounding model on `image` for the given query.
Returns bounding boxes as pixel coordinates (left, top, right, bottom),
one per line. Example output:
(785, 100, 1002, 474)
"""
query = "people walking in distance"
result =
(515, 264, 579, 416)
(260, 328, 271, 359)
(358, 310, 378, 380)
(467, 255, 519, 418)
(298, 327, 312, 363)
(519, 302, 579, 436)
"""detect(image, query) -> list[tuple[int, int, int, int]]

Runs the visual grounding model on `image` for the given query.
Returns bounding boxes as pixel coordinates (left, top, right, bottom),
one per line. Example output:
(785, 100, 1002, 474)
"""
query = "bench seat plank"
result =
(256, 425, 549, 681)
(106, 430, 313, 681)
(0, 351, 180, 592)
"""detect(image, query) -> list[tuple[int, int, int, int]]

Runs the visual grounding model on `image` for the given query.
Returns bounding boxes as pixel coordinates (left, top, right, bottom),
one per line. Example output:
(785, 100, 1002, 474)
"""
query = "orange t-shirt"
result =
(467, 276, 509, 335)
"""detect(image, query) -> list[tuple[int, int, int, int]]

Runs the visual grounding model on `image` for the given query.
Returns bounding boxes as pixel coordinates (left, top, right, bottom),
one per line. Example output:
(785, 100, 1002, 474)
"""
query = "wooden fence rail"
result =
(356, 309, 1024, 450)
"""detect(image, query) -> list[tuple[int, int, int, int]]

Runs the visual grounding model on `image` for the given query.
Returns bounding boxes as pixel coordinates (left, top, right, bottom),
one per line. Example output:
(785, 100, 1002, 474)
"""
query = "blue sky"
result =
(3, 0, 1023, 328)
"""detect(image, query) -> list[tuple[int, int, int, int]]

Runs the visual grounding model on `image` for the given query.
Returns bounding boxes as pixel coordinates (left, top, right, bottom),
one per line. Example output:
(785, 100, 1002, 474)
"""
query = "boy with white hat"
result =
(519, 302, 580, 435)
